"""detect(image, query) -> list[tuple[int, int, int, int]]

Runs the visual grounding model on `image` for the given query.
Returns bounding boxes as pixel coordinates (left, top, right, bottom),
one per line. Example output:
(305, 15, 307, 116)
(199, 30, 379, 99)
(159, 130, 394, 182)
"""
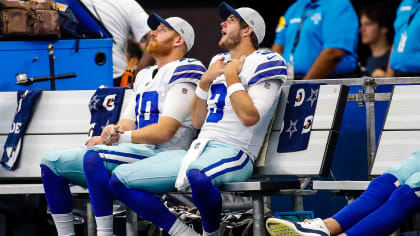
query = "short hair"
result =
(239, 20, 259, 49)
(359, 4, 395, 43)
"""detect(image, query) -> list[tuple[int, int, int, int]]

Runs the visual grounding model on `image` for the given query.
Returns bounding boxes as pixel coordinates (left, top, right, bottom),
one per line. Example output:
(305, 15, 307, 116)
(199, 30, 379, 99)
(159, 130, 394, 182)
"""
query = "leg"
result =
(40, 148, 88, 236)
(265, 173, 398, 236)
(83, 150, 114, 236)
(83, 143, 156, 235)
(331, 173, 398, 233)
(109, 150, 199, 235)
(187, 142, 253, 235)
(344, 184, 420, 236)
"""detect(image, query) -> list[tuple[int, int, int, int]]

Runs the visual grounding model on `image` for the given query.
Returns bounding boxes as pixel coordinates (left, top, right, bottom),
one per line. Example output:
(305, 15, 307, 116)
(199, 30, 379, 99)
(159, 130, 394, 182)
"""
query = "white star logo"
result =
(286, 120, 298, 139)
(306, 88, 319, 107)
(89, 95, 101, 110)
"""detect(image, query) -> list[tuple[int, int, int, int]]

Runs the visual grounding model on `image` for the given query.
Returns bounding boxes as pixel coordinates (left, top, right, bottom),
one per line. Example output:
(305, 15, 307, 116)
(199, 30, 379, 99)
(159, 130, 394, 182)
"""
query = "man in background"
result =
(359, 4, 394, 77)
(81, 0, 154, 86)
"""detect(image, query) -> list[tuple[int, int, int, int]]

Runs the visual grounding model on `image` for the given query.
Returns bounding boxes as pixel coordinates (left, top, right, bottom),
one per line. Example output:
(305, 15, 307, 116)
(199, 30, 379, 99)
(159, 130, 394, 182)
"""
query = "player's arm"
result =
(224, 56, 260, 127)
(303, 48, 345, 80)
(191, 57, 226, 129)
(386, 44, 394, 77)
(272, 44, 284, 55)
(124, 82, 196, 145)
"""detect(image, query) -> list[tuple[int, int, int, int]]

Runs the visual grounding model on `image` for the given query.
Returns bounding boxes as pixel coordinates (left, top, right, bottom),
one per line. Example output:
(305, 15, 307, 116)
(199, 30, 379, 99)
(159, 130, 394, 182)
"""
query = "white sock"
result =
(95, 215, 113, 236)
(203, 228, 220, 236)
(51, 213, 75, 236)
(168, 218, 200, 236)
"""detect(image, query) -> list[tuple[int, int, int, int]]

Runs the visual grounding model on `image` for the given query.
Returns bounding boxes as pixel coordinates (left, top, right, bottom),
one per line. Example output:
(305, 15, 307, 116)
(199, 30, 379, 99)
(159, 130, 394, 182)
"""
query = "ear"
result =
(380, 26, 388, 36)
(174, 36, 185, 48)
(243, 26, 254, 38)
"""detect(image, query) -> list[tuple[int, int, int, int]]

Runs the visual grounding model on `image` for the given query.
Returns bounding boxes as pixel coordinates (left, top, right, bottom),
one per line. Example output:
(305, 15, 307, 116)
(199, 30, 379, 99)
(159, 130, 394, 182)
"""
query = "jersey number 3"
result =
(206, 84, 227, 123)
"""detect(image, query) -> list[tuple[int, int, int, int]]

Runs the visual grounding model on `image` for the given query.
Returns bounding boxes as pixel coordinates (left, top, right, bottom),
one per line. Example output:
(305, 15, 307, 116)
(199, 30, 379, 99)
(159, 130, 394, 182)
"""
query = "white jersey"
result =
(122, 58, 206, 150)
(199, 50, 287, 160)
(81, 0, 150, 78)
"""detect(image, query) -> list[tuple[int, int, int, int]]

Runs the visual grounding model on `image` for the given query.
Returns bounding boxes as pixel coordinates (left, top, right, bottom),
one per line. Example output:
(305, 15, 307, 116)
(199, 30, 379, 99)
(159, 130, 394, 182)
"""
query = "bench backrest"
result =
(372, 85, 420, 176)
(254, 84, 348, 177)
(0, 90, 132, 182)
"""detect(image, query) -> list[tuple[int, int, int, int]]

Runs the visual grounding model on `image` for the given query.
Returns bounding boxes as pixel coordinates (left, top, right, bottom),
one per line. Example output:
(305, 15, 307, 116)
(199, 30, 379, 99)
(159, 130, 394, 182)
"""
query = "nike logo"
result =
(187, 59, 196, 62)
(267, 55, 275, 60)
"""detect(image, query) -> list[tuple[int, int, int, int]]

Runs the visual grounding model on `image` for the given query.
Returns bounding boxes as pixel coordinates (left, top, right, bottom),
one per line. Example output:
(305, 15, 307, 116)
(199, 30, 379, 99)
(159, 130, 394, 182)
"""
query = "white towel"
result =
(175, 138, 210, 191)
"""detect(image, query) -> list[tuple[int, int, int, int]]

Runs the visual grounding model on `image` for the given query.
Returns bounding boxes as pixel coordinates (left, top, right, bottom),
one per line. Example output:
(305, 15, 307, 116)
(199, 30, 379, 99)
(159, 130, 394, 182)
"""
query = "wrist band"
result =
(118, 131, 132, 144)
(195, 86, 208, 100)
(227, 83, 245, 97)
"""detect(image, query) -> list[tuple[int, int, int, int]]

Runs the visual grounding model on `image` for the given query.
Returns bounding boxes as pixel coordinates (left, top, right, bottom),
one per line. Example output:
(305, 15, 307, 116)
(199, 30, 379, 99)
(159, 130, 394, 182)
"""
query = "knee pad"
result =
(83, 150, 102, 172)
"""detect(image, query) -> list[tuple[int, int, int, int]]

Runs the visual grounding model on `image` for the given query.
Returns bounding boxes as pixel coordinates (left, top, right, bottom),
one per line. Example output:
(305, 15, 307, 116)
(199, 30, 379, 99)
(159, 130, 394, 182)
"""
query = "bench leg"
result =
(252, 194, 265, 236)
(86, 201, 96, 236)
(126, 208, 138, 236)
(292, 195, 304, 211)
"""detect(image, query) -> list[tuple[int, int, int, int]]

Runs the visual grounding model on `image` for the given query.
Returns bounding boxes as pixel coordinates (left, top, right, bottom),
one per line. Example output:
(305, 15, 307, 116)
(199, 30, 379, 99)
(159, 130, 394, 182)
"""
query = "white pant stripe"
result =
(204, 152, 248, 177)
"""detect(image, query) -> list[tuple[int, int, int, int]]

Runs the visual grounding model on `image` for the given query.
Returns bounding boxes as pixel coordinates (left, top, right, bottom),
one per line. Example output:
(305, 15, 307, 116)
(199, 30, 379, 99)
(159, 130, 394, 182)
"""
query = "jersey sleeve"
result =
(168, 58, 206, 87)
(247, 51, 288, 86)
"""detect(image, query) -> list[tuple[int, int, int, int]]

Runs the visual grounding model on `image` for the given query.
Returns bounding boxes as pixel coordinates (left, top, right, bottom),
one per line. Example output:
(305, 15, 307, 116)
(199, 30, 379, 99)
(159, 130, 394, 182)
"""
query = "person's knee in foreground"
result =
(266, 151, 420, 236)
(109, 2, 287, 236)
(41, 13, 206, 236)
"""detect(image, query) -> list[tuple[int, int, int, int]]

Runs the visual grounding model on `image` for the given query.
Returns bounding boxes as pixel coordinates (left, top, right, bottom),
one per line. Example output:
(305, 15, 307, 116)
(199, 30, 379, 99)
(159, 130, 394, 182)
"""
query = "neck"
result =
(369, 37, 390, 57)
(154, 51, 184, 68)
(229, 42, 255, 59)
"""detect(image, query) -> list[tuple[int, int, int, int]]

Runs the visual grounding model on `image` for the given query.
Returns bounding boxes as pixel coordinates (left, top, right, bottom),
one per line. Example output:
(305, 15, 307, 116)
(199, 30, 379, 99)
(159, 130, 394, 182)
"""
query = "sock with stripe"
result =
(95, 215, 113, 236)
(51, 213, 75, 236)
(332, 173, 398, 231)
(109, 174, 177, 233)
(346, 184, 420, 236)
(41, 165, 75, 235)
(187, 169, 222, 234)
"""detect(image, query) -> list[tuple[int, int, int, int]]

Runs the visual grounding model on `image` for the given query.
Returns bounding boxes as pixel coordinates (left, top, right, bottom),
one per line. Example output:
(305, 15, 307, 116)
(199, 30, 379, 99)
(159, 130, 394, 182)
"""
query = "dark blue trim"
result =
(292, 221, 329, 236)
(218, 2, 243, 21)
(147, 13, 173, 30)
(169, 72, 202, 83)
(174, 65, 206, 73)
(201, 150, 243, 173)
(255, 60, 286, 73)
(207, 155, 250, 180)
(248, 69, 287, 85)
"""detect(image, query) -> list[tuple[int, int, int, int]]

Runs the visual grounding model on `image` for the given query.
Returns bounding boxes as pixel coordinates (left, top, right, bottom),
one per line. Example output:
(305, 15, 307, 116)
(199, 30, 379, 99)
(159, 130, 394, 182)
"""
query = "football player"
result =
(40, 14, 206, 236)
(266, 153, 420, 236)
(108, 2, 287, 236)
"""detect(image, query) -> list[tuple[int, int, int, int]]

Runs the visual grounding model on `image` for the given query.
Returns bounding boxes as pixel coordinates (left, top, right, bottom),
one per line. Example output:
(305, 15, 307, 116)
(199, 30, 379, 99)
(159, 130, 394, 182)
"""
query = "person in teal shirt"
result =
(388, 0, 420, 76)
(272, 0, 359, 80)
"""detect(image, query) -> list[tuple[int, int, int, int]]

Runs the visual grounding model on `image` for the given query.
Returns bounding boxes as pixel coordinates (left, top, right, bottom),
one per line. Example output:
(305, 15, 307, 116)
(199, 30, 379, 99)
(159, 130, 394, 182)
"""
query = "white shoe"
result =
(266, 218, 330, 236)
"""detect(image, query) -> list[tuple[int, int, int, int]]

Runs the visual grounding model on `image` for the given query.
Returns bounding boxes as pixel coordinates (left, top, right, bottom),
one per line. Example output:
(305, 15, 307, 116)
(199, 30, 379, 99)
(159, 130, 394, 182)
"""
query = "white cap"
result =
(218, 2, 266, 44)
(147, 13, 195, 52)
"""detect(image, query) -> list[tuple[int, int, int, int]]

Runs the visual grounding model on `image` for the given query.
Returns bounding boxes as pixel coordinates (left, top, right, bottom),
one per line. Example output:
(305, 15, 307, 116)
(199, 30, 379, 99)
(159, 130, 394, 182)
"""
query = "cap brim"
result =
(147, 13, 174, 31)
(217, 2, 243, 21)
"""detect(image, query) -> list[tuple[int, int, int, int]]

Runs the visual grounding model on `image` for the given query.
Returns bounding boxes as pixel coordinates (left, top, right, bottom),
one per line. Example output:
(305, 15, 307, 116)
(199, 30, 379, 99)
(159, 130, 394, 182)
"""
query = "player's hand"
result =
(101, 125, 123, 145)
(200, 57, 227, 89)
(225, 55, 246, 76)
(85, 136, 104, 147)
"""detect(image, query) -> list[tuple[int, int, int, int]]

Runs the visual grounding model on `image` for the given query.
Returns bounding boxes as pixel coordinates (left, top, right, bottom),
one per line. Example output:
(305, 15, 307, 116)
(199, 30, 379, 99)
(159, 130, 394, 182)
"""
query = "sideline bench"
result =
(313, 84, 420, 197)
(221, 84, 348, 236)
(0, 85, 348, 236)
